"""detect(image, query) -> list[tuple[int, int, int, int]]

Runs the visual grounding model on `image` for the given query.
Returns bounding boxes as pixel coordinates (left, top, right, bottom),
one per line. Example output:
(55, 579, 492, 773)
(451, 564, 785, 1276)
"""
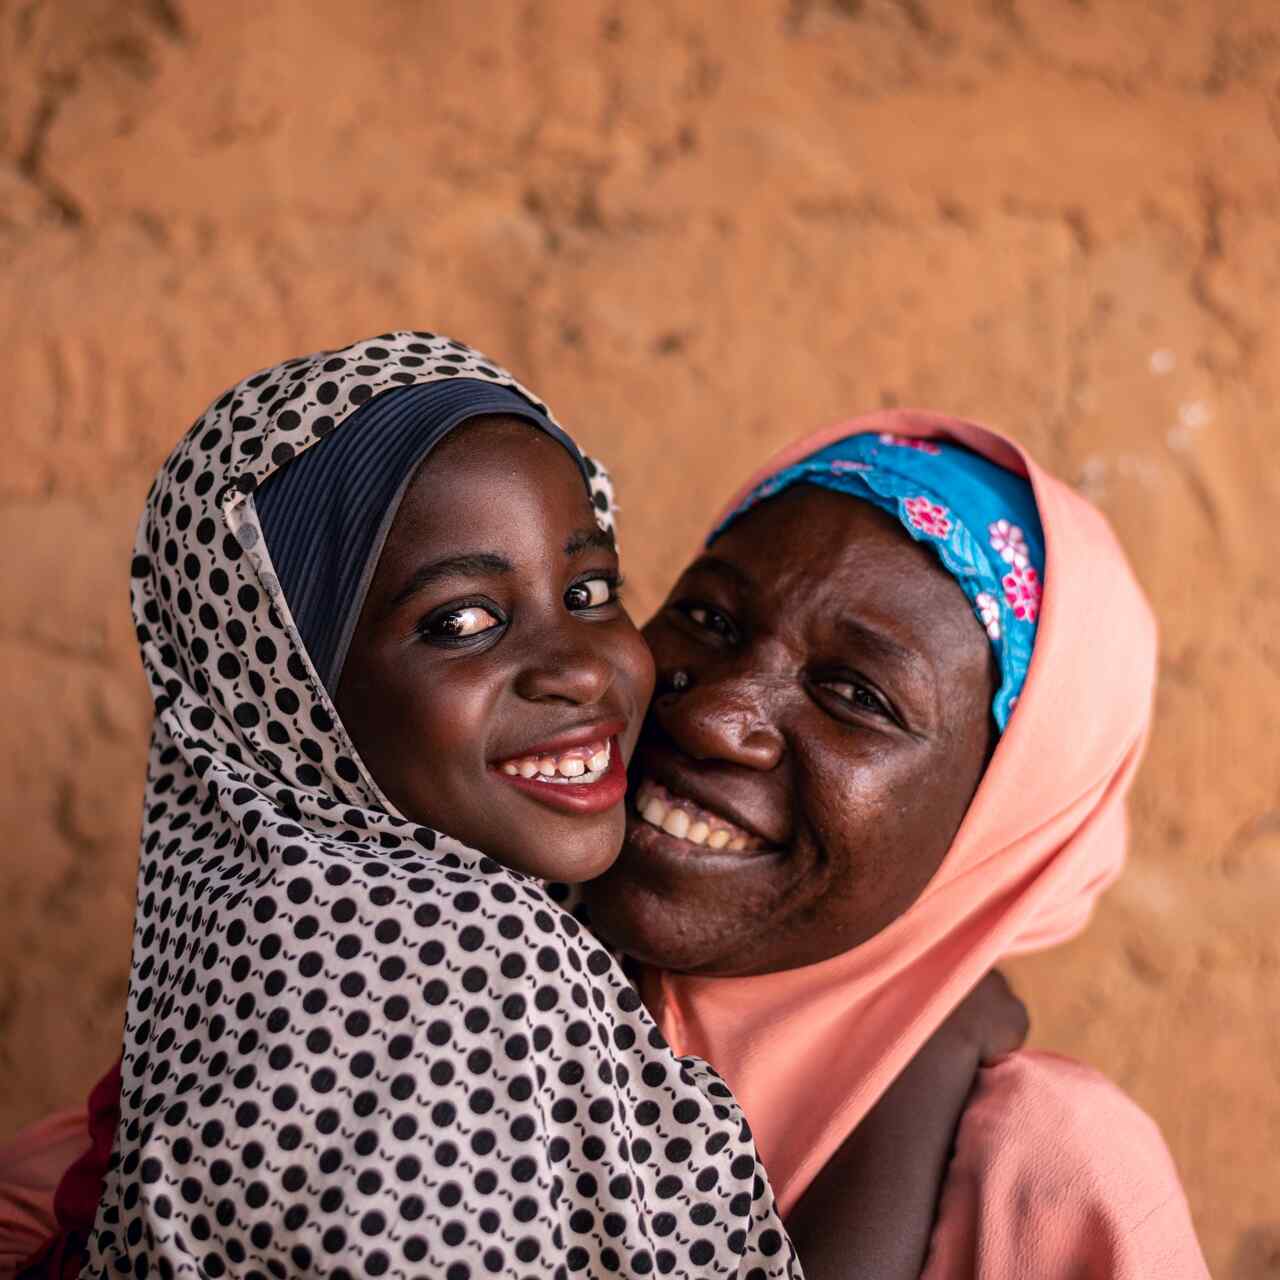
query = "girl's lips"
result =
(493, 719, 627, 765)
(493, 735, 628, 816)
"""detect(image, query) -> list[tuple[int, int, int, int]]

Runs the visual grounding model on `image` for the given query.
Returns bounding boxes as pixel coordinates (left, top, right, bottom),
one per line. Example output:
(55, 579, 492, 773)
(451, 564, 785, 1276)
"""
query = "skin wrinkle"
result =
(585, 484, 998, 977)
(335, 416, 654, 884)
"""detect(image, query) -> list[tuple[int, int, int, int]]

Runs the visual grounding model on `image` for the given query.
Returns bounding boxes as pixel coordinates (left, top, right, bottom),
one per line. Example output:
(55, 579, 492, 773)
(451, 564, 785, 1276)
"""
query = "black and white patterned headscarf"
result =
(87, 332, 800, 1279)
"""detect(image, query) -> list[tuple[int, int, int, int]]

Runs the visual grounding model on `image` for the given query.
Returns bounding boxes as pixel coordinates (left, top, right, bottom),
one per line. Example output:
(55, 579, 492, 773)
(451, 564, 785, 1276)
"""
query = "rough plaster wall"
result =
(1, 0, 1277, 1272)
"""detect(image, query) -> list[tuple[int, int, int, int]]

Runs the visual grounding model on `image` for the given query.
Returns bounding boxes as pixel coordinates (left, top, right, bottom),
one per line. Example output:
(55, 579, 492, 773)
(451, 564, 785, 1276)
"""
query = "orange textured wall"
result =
(2, 2, 1278, 1273)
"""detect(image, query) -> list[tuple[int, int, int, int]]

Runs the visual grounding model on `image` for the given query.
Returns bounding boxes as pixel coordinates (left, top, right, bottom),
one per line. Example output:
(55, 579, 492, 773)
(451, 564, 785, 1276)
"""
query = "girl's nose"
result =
(652, 674, 784, 770)
(513, 630, 616, 707)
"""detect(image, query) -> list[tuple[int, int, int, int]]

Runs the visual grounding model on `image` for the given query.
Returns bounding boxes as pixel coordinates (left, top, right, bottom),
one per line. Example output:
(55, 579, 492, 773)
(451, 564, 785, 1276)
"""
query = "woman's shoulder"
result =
(966, 1049, 1169, 1160)
(924, 1050, 1210, 1279)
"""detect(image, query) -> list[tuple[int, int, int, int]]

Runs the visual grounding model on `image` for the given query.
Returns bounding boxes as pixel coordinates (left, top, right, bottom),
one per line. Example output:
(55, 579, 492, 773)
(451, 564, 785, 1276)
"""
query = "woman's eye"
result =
(679, 602, 735, 639)
(565, 577, 615, 610)
(822, 680, 888, 716)
(422, 605, 501, 641)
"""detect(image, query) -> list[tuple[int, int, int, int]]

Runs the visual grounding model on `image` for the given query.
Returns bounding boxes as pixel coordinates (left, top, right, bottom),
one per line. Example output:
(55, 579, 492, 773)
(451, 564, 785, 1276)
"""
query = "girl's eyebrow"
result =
(387, 552, 512, 613)
(564, 526, 616, 556)
(386, 529, 612, 617)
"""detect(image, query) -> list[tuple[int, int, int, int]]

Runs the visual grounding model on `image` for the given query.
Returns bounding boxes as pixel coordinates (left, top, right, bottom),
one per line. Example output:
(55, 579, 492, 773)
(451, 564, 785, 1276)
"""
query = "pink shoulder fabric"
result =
(923, 1052, 1209, 1278)
(646, 412, 1203, 1272)
(0, 1113, 88, 1280)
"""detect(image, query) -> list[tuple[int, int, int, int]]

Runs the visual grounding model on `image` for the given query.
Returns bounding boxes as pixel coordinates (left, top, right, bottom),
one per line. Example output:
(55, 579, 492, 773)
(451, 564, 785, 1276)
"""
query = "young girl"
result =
(15, 332, 1021, 1280)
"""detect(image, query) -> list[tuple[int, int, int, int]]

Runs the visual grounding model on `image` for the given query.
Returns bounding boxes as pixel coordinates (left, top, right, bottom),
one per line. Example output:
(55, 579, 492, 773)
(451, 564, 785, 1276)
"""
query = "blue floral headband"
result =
(712, 433, 1045, 731)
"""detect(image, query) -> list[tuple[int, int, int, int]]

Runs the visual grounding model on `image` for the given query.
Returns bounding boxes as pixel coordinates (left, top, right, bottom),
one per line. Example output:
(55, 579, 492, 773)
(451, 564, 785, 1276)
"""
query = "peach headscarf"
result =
(643, 411, 1165, 1213)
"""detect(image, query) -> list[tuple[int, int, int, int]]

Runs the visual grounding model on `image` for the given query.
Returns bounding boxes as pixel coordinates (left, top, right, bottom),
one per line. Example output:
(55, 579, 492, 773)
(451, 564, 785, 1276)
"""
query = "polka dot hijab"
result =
(88, 332, 800, 1279)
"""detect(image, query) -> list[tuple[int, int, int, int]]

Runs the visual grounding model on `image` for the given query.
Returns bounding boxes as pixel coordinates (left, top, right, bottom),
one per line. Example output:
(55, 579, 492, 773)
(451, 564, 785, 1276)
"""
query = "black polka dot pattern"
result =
(86, 332, 798, 1278)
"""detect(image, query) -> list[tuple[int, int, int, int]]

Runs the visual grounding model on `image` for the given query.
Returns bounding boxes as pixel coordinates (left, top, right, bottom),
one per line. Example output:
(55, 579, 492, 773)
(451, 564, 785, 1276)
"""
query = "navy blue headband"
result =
(254, 379, 589, 693)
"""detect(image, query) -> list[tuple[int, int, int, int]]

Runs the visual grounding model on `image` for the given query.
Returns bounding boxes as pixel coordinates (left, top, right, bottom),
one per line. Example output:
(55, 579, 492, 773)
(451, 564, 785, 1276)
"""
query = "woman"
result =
(1, 340, 1024, 1280)
(584, 418, 1210, 1277)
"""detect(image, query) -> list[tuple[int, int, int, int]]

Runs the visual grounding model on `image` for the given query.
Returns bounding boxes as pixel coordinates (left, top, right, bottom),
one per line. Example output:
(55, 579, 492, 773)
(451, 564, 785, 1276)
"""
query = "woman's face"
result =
(336, 417, 655, 882)
(583, 485, 996, 975)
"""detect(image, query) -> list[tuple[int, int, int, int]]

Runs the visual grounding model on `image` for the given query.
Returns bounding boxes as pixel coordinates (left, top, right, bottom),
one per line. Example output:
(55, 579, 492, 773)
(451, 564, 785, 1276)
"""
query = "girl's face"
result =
(336, 417, 654, 882)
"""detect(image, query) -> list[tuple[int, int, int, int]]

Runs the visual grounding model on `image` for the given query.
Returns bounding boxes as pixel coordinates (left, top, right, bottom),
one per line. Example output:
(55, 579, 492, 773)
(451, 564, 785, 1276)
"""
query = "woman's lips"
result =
(634, 778, 766, 850)
(629, 778, 783, 861)
(492, 736, 628, 815)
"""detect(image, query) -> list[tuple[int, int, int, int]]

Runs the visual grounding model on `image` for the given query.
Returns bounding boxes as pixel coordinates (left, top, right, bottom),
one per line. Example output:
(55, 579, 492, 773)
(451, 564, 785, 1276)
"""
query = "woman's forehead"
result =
(717, 487, 960, 594)
(705, 487, 988, 656)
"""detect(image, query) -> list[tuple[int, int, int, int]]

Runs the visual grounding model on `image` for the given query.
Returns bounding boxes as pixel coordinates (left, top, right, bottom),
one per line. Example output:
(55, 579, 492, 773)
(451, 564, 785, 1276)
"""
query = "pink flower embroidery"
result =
(879, 434, 941, 455)
(975, 591, 1001, 640)
(903, 496, 952, 538)
(1002, 565, 1041, 622)
(989, 519, 1030, 569)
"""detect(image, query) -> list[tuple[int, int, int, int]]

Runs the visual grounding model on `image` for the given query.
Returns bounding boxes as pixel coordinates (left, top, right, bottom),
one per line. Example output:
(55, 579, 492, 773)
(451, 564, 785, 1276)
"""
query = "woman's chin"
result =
(581, 859, 725, 972)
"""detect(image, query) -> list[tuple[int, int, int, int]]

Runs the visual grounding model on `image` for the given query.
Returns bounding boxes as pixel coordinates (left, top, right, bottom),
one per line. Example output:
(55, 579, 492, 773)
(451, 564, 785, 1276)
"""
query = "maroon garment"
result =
(17, 1061, 121, 1280)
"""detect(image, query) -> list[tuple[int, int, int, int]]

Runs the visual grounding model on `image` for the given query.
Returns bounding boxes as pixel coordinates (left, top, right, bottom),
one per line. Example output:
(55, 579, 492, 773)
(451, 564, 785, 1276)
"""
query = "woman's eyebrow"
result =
(684, 555, 756, 593)
(387, 552, 512, 612)
(564, 526, 616, 556)
(692, 556, 924, 672)
(836, 615, 925, 673)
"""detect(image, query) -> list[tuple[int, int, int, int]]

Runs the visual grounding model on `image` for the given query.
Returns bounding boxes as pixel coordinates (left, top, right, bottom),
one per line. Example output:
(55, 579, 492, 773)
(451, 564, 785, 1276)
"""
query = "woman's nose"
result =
(653, 676, 784, 770)
(513, 630, 616, 706)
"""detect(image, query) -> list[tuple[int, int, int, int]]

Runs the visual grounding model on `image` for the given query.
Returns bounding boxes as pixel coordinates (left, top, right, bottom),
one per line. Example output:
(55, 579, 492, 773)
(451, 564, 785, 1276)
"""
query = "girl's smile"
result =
(492, 729, 628, 814)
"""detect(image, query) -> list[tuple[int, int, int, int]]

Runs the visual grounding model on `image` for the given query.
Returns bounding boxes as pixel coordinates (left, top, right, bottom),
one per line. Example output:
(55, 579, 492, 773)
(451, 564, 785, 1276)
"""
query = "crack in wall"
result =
(5, 0, 191, 229)
(1188, 174, 1257, 376)
(15, 70, 84, 226)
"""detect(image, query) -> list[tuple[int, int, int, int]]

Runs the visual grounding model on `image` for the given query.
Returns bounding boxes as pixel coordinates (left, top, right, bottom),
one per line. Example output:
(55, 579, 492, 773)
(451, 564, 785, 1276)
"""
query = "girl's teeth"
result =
(687, 821, 710, 846)
(642, 796, 667, 826)
(497, 740, 612, 784)
(707, 829, 731, 850)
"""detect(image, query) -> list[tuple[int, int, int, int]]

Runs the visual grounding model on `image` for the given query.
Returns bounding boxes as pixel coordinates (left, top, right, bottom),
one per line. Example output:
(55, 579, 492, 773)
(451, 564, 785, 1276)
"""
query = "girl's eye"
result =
(821, 679, 889, 717)
(565, 577, 616, 610)
(421, 605, 501, 641)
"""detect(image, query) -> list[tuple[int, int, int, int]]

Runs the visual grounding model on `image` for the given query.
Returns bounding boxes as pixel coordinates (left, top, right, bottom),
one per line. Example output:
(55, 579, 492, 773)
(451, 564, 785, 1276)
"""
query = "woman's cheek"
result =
(625, 628, 657, 731)
(639, 613, 682, 663)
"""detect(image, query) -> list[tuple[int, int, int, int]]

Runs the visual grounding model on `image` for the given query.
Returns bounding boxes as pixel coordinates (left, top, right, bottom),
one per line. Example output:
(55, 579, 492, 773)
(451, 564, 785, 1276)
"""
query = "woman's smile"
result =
(631, 778, 774, 853)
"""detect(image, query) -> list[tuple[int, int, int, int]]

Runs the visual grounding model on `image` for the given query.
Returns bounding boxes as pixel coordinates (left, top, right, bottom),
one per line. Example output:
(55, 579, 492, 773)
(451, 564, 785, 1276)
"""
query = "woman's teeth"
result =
(498, 740, 611, 785)
(635, 779, 762, 851)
